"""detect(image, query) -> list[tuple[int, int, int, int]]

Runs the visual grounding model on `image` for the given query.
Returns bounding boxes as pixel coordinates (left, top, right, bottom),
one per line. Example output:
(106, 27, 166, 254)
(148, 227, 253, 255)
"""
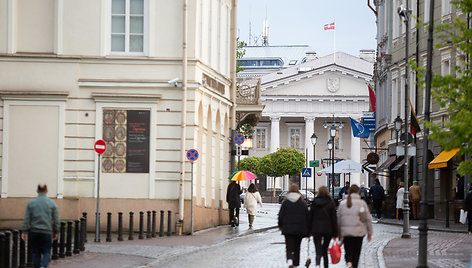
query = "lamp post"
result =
(327, 140, 333, 198)
(329, 123, 337, 199)
(398, 2, 411, 239)
(394, 116, 403, 220)
(310, 133, 318, 191)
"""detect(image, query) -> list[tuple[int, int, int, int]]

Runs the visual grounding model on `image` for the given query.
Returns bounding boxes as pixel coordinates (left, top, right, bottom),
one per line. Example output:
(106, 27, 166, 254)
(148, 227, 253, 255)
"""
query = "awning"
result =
(317, 159, 364, 174)
(373, 155, 396, 174)
(391, 155, 413, 171)
(428, 148, 460, 169)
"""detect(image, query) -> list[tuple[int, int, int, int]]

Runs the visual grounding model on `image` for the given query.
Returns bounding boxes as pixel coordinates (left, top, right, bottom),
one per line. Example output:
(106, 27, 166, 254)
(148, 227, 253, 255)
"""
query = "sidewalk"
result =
(49, 204, 280, 268)
(378, 217, 468, 233)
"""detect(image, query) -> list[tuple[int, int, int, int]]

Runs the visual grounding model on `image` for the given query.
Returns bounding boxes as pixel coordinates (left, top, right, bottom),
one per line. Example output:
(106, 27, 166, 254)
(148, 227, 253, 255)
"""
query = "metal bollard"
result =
(0, 232, 5, 268)
(19, 230, 26, 268)
(26, 232, 33, 267)
(73, 220, 80, 254)
(4, 231, 11, 268)
(66, 221, 73, 256)
(167, 211, 172, 236)
(80, 217, 86, 251)
(12, 230, 19, 267)
(118, 212, 123, 241)
(159, 210, 164, 237)
(106, 212, 112, 242)
(152, 210, 156, 238)
(128, 212, 134, 240)
(138, 211, 144, 239)
(82, 212, 87, 242)
(146, 211, 151, 238)
(52, 237, 59, 260)
(59, 222, 66, 258)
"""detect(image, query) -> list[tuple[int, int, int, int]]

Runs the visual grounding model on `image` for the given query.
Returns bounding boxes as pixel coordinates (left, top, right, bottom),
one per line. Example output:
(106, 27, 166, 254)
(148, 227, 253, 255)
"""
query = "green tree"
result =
(238, 156, 260, 174)
(236, 38, 246, 73)
(271, 148, 306, 177)
(424, 1, 472, 176)
(258, 153, 276, 176)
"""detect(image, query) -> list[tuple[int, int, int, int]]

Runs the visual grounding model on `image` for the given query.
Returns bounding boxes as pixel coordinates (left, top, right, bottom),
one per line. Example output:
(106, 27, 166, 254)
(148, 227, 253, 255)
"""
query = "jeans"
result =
(343, 236, 364, 268)
(373, 199, 382, 219)
(229, 207, 239, 226)
(284, 234, 304, 266)
(313, 234, 331, 268)
(30, 232, 52, 268)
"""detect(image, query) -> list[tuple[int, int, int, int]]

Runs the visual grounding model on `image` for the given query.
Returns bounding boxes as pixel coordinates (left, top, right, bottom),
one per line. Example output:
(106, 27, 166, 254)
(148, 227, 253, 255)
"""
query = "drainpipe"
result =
(230, 0, 238, 168)
(178, 0, 188, 235)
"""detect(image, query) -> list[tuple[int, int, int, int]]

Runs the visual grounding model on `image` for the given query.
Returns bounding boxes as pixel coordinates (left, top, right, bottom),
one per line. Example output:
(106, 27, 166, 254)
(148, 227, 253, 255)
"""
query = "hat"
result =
(413, 180, 418, 183)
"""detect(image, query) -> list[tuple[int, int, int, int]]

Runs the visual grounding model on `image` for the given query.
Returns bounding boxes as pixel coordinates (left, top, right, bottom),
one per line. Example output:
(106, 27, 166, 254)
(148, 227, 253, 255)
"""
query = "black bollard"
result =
(52, 237, 59, 260)
(59, 222, 66, 258)
(19, 230, 26, 268)
(146, 211, 151, 238)
(167, 210, 172, 236)
(82, 212, 87, 243)
(66, 221, 73, 256)
(12, 230, 19, 267)
(4, 231, 11, 268)
(106, 212, 112, 242)
(152, 210, 156, 238)
(118, 212, 123, 241)
(0, 232, 5, 268)
(80, 217, 86, 251)
(26, 232, 33, 267)
(73, 220, 80, 254)
(128, 212, 134, 240)
(138, 211, 144, 239)
(159, 210, 164, 237)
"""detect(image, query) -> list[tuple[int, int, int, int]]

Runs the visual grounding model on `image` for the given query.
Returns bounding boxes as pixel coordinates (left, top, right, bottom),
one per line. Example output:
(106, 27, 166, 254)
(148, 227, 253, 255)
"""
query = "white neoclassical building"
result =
(249, 52, 374, 191)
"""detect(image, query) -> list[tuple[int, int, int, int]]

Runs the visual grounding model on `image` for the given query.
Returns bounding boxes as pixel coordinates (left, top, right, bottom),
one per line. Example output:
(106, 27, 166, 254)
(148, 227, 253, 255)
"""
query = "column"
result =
(304, 116, 315, 162)
(270, 116, 280, 153)
(350, 118, 361, 186)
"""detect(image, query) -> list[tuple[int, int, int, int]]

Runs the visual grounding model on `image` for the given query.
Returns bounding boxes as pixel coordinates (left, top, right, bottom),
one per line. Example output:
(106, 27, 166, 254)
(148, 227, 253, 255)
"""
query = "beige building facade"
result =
(0, 0, 238, 233)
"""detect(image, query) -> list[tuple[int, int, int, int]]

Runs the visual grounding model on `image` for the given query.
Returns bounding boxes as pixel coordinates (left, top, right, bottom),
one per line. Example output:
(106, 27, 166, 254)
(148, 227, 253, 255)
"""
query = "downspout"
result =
(178, 0, 188, 235)
(367, 0, 377, 16)
(413, 0, 419, 182)
(229, 0, 238, 172)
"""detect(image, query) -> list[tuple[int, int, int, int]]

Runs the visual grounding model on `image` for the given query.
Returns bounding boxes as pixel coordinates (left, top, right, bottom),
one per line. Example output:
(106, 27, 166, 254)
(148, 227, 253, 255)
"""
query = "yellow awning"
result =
(428, 148, 460, 169)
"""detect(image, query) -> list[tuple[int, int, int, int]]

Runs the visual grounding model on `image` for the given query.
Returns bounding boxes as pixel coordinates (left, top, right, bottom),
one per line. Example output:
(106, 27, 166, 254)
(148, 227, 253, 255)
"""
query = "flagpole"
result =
(333, 19, 336, 63)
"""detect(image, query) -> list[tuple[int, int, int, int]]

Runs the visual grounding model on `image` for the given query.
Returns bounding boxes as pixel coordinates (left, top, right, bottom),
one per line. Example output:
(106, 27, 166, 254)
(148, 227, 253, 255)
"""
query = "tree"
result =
(238, 156, 260, 174)
(424, 0, 472, 176)
(271, 148, 306, 177)
(236, 37, 246, 73)
(258, 153, 276, 176)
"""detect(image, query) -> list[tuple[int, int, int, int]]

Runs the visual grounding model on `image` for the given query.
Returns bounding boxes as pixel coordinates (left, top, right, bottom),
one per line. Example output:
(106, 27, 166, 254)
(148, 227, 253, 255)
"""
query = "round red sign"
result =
(94, 140, 107, 154)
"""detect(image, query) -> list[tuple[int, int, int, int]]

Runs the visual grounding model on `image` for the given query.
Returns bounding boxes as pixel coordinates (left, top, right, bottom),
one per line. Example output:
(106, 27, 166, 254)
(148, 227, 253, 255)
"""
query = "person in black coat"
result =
(465, 186, 472, 234)
(310, 186, 338, 268)
(369, 178, 385, 219)
(278, 184, 309, 268)
(226, 180, 242, 227)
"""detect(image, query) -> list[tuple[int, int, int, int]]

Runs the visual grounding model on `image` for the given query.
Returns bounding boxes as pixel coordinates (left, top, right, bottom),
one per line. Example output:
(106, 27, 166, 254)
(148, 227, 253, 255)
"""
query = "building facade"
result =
(0, 0, 240, 233)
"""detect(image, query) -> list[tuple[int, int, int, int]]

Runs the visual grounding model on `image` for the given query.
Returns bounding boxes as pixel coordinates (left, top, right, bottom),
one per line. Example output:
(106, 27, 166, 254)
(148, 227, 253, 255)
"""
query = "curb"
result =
(377, 220, 468, 234)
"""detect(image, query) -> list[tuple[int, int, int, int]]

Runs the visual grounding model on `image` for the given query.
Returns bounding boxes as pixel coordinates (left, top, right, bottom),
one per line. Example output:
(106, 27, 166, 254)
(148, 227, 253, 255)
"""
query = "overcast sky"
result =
(237, 0, 377, 57)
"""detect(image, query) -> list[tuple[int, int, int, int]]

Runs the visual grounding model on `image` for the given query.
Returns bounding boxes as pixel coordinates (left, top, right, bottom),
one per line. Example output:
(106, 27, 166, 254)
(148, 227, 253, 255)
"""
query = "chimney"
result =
(305, 51, 317, 62)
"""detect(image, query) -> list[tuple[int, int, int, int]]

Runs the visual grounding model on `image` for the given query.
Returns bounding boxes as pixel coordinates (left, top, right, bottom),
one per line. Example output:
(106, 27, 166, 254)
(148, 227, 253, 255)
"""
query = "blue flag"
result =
(350, 117, 370, 138)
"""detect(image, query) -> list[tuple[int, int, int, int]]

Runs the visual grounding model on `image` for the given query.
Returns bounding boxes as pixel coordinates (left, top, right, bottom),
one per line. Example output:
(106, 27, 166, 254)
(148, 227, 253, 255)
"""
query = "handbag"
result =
(460, 209, 468, 224)
(328, 239, 342, 264)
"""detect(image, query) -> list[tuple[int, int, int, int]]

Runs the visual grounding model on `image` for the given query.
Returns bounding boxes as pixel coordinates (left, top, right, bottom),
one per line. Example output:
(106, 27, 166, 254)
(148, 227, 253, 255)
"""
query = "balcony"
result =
(236, 78, 264, 127)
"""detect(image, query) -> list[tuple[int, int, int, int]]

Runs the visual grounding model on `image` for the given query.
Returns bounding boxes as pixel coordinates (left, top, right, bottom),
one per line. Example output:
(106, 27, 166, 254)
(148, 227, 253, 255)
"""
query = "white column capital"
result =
(304, 116, 315, 121)
(270, 115, 281, 121)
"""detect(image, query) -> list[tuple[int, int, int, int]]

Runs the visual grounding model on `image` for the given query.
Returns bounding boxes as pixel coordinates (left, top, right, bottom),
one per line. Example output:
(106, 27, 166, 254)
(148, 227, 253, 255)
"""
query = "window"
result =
(255, 128, 266, 149)
(442, 0, 451, 16)
(289, 128, 301, 149)
(424, 0, 430, 22)
(102, 110, 150, 173)
(111, 0, 145, 53)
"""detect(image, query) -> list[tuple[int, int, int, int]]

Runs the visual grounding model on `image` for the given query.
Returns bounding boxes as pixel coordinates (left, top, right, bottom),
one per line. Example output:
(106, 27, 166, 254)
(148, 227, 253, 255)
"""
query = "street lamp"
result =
(310, 133, 317, 191)
(327, 139, 334, 199)
(330, 124, 337, 200)
(394, 116, 403, 220)
(398, 2, 411, 239)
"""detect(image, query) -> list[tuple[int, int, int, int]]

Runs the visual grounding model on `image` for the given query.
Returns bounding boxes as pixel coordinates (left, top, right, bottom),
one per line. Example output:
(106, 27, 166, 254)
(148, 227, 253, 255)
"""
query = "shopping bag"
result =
(460, 209, 468, 224)
(328, 240, 342, 264)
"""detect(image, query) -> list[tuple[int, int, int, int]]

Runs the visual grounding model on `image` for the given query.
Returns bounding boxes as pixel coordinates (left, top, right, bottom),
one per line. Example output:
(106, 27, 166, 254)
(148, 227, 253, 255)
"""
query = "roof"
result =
(260, 52, 373, 84)
(240, 45, 314, 68)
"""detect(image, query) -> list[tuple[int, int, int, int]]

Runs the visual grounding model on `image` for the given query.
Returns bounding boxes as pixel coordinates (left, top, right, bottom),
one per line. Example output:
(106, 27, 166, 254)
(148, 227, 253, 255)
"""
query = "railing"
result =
(236, 78, 261, 106)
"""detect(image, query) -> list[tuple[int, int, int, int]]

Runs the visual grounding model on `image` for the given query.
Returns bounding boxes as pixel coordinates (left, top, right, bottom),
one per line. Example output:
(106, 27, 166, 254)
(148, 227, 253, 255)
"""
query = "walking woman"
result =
(309, 186, 338, 268)
(396, 182, 405, 220)
(278, 184, 309, 268)
(337, 184, 373, 268)
(244, 183, 263, 228)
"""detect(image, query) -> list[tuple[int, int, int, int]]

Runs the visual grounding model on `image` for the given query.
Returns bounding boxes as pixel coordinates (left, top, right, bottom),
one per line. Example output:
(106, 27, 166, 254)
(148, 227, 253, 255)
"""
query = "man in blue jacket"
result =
(21, 184, 60, 268)
(369, 179, 385, 219)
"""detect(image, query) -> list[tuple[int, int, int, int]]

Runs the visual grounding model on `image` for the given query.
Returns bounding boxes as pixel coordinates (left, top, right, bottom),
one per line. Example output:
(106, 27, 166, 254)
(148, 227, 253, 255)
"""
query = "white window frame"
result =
(255, 127, 267, 149)
(441, 0, 451, 17)
(288, 127, 302, 150)
(109, 0, 148, 56)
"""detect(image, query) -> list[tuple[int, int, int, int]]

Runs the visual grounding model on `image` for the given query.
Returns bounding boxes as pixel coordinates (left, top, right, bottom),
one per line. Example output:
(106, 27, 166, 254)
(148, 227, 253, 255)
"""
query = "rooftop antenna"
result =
(248, 21, 252, 46)
(262, 7, 269, 46)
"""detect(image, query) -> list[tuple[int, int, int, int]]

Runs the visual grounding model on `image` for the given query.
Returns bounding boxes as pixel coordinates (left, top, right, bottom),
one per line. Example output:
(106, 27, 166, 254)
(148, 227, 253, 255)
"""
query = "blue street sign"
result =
(234, 133, 245, 145)
(362, 112, 376, 132)
(302, 168, 312, 177)
(186, 149, 199, 161)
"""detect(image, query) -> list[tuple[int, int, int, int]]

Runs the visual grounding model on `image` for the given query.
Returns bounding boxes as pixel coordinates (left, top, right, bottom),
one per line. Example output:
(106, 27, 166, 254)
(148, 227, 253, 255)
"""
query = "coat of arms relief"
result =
(327, 77, 340, 92)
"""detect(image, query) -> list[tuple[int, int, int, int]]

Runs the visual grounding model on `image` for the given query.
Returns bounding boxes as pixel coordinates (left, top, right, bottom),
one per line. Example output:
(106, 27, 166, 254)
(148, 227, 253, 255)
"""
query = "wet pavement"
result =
(47, 203, 472, 268)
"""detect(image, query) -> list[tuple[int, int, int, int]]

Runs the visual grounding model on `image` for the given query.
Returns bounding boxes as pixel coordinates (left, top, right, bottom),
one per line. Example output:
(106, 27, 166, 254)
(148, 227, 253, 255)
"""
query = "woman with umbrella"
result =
(244, 183, 263, 228)
(227, 170, 257, 227)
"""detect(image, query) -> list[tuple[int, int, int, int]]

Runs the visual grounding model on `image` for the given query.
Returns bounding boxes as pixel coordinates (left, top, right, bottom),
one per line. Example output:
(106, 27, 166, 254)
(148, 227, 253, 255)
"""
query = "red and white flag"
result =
(324, 22, 335, 30)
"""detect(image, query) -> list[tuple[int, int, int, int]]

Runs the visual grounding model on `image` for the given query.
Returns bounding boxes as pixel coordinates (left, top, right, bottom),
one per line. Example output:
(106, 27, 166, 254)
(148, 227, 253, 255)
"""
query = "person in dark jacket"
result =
(465, 186, 472, 234)
(278, 184, 309, 268)
(456, 175, 465, 200)
(226, 180, 242, 227)
(310, 186, 338, 268)
(369, 178, 385, 219)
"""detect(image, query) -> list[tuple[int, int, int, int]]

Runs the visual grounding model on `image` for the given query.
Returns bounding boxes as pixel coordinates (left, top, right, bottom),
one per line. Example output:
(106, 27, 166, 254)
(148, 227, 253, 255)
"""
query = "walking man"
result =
(369, 179, 385, 219)
(21, 184, 60, 268)
(409, 180, 421, 220)
(226, 180, 242, 227)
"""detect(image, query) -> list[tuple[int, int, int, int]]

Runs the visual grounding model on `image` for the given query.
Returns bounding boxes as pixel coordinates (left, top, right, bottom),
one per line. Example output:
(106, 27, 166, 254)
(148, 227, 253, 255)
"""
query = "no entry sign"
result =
(186, 149, 199, 161)
(94, 140, 106, 154)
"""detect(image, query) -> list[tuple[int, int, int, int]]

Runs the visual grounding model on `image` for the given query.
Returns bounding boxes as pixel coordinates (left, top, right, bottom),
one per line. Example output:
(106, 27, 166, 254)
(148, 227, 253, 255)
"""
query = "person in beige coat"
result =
(337, 184, 373, 268)
(244, 183, 263, 228)
(409, 180, 421, 220)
